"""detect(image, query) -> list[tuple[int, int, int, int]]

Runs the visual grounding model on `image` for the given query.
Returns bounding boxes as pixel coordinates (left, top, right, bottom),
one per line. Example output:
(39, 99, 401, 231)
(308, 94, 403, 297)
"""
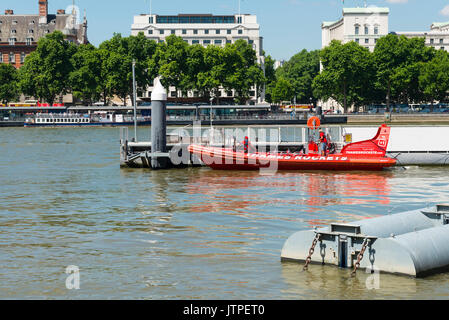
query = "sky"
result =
(5, 0, 449, 61)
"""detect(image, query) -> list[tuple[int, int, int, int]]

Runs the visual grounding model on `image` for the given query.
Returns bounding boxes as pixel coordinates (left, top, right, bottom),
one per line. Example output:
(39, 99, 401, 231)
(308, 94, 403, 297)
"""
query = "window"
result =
(237, 16, 242, 24)
(193, 29, 198, 35)
(364, 26, 369, 35)
(203, 40, 211, 44)
(11, 30, 17, 34)
(171, 30, 176, 34)
(9, 38, 15, 45)
(249, 40, 254, 45)
(9, 52, 15, 63)
(238, 29, 243, 34)
(374, 26, 379, 35)
(12, 20, 17, 25)
(170, 91, 177, 97)
(216, 29, 220, 34)
(204, 29, 209, 34)
(365, 38, 369, 44)
(148, 29, 153, 35)
(182, 29, 187, 34)
(160, 29, 165, 34)
(20, 52, 25, 64)
(214, 39, 222, 45)
(30, 20, 35, 25)
(440, 39, 444, 44)
(430, 39, 434, 44)
(149, 17, 154, 24)
(355, 25, 359, 35)
(26, 37, 33, 45)
(0, 54, 3, 63)
(355, 39, 359, 44)
(441, 47, 445, 50)
(192, 40, 200, 44)
(227, 30, 231, 34)
(226, 40, 232, 44)
(28, 29, 34, 34)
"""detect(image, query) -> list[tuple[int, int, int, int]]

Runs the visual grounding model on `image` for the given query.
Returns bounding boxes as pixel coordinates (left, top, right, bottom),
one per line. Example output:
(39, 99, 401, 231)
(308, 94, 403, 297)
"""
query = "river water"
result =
(1, 127, 449, 300)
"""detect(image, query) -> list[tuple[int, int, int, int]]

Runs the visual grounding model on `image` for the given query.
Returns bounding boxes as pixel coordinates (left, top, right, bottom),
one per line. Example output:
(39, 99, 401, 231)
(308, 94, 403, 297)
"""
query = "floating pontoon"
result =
(281, 204, 449, 277)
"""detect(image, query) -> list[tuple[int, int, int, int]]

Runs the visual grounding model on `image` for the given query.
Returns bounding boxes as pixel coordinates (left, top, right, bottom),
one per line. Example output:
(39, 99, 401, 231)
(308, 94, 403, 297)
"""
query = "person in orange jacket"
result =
(319, 129, 328, 156)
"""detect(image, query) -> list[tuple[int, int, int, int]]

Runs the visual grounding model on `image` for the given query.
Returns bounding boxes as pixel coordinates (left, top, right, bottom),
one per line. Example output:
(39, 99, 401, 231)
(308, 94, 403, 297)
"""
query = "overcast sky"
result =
(7, 0, 449, 60)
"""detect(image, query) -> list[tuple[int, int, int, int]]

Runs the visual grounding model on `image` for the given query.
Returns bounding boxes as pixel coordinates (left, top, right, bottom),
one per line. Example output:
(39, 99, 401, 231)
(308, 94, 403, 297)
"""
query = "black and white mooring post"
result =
(151, 77, 168, 169)
(132, 59, 137, 142)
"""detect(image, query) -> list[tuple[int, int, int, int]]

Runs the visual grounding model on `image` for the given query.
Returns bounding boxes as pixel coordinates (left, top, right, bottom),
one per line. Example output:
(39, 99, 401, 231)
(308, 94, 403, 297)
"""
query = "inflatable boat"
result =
(188, 124, 396, 171)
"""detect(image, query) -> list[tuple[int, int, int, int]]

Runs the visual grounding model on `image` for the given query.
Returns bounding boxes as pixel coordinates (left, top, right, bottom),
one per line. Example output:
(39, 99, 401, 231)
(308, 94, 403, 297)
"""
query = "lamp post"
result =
(132, 59, 137, 142)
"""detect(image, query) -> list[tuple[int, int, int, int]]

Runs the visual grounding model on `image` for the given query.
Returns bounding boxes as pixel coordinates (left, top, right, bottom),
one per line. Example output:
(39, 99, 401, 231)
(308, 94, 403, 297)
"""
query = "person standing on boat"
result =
(319, 129, 328, 156)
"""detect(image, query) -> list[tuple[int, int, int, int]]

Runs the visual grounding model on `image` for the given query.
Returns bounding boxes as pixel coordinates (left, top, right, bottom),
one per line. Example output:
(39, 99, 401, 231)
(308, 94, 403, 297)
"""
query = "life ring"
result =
(307, 116, 321, 129)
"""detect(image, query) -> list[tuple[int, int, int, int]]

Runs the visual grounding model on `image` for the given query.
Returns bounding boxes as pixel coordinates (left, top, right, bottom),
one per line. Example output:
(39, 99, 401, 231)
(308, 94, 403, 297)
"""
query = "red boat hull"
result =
(188, 125, 397, 171)
(188, 145, 396, 171)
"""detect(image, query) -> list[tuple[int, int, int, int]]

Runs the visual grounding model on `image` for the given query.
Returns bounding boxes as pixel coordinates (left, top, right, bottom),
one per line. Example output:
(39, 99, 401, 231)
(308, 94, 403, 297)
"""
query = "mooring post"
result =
(151, 77, 168, 169)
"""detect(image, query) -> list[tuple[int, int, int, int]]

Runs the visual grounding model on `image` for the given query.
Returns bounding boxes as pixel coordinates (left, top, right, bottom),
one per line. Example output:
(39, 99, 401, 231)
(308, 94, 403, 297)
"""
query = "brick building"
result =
(0, 0, 88, 69)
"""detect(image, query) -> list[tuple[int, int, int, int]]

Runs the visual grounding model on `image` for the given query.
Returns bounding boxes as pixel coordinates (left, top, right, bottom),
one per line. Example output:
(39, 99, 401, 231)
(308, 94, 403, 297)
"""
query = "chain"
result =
(303, 233, 321, 271)
(351, 238, 370, 276)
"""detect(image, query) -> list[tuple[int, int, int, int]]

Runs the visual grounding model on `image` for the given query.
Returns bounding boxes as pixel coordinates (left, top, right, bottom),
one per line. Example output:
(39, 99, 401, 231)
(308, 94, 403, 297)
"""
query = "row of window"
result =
(430, 39, 446, 44)
(165, 90, 256, 98)
(149, 29, 244, 35)
(355, 25, 379, 35)
(0, 52, 27, 64)
(36, 118, 89, 123)
(151, 38, 255, 46)
(0, 20, 55, 25)
(152, 16, 241, 24)
(3, 29, 37, 34)
(355, 38, 377, 45)
(4, 38, 35, 45)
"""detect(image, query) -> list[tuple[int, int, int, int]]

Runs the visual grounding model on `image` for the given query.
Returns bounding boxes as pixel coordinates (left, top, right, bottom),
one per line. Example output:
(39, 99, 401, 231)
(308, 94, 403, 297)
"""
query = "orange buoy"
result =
(307, 116, 321, 129)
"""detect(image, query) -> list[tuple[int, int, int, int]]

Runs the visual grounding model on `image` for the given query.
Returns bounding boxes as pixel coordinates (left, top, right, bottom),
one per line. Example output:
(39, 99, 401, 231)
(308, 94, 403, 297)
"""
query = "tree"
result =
(155, 35, 189, 97)
(271, 78, 294, 103)
(0, 64, 19, 104)
(69, 44, 102, 105)
(223, 40, 265, 104)
(276, 49, 320, 104)
(313, 40, 373, 113)
(419, 49, 449, 107)
(100, 33, 157, 105)
(374, 34, 435, 109)
(18, 31, 76, 104)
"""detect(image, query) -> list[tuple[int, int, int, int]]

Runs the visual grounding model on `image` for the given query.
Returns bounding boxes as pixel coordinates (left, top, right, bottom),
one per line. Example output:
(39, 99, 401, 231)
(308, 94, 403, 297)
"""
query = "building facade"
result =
(0, 0, 88, 69)
(131, 13, 265, 103)
(322, 7, 389, 52)
(394, 21, 449, 52)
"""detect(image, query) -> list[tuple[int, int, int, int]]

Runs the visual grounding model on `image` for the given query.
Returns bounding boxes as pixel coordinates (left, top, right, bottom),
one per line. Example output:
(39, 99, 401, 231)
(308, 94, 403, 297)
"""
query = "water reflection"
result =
(186, 169, 392, 226)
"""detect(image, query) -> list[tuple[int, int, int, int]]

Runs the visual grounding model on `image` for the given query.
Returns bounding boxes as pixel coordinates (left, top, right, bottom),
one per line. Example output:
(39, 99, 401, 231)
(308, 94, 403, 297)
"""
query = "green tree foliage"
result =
(374, 34, 435, 109)
(271, 78, 294, 103)
(223, 40, 265, 104)
(276, 49, 320, 104)
(18, 31, 75, 105)
(0, 63, 19, 104)
(419, 49, 449, 106)
(69, 44, 102, 105)
(99, 33, 157, 105)
(313, 40, 374, 113)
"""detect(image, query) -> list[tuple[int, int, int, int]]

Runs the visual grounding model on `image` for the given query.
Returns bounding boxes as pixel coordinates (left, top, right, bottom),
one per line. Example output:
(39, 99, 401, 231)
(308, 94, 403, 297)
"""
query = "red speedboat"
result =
(188, 125, 397, 171)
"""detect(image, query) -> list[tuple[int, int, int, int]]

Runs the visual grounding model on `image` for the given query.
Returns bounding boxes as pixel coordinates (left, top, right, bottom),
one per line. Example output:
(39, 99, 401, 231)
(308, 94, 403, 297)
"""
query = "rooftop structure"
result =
(322, 7, 390, 52)
(0, 0, 88, 68)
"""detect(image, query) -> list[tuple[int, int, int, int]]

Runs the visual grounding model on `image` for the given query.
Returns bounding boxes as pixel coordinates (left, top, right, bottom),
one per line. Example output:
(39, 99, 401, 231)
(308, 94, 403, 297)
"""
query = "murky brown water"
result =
(1, 127, 449, 299)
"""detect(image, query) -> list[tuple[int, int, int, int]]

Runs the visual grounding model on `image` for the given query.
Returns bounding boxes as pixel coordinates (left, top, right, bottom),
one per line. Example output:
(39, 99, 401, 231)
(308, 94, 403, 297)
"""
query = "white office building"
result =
(394, 21, 449, 52)
(131, 13, 265, 103)
(322, 7, 390, 52)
